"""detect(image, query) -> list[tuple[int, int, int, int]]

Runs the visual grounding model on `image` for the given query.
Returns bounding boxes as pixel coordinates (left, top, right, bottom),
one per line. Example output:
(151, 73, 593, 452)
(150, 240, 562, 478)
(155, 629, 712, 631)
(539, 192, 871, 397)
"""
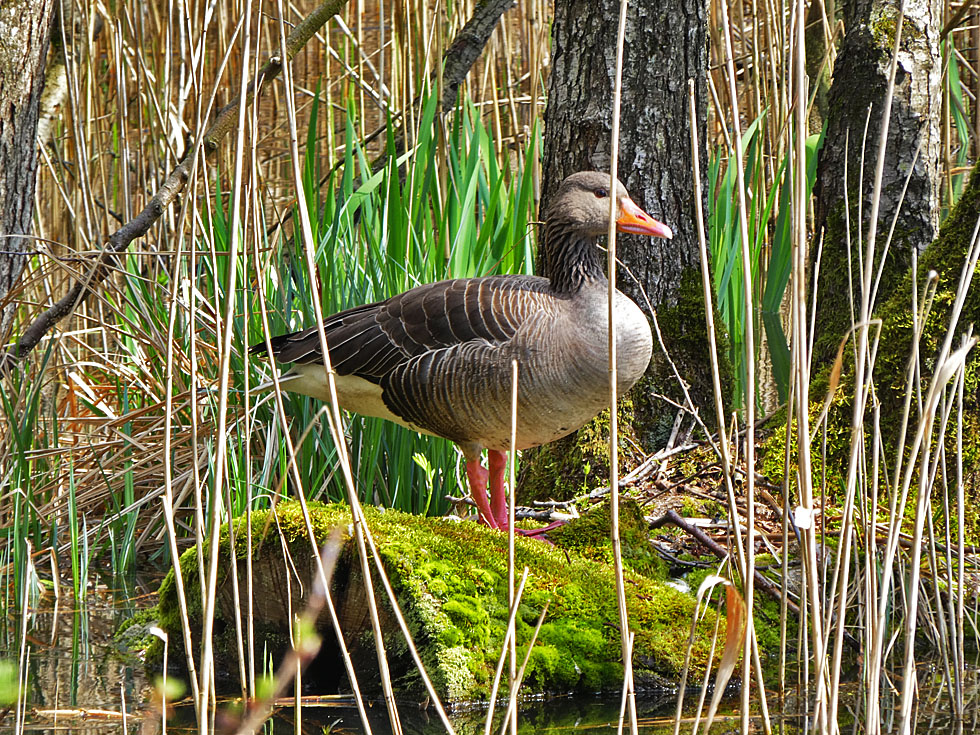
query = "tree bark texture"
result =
(0, 0, 55, 340)
(520, 0, 711, 498)
(812, 0, 941, 362)
(541, 0, 708, 310)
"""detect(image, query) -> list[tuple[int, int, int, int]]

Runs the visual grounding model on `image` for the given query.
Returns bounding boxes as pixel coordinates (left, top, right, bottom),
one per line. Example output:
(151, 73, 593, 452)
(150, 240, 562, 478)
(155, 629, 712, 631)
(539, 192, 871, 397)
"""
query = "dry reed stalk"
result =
(274, 3, 402, 732)
(716, 3, 760, 732)
(507, 359, 517, 735)
(605, 2, 636, 734)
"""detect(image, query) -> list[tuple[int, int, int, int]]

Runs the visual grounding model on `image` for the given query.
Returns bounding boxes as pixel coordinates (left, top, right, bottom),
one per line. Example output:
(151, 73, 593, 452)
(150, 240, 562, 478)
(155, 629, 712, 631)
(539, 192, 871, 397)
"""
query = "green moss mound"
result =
(154, 501, 722, 701)
(547, 499, 667, 579)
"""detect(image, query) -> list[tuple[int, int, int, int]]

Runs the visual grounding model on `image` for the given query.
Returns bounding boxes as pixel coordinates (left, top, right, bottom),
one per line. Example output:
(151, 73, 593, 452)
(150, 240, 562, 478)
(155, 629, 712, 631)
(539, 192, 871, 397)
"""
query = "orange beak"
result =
(617, 198, 673, 239)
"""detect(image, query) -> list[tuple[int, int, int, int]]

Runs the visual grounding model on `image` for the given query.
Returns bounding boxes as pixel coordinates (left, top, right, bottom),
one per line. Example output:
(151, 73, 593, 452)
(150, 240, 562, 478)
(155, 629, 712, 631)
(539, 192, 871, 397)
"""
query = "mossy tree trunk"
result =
(770, 156, 980, 541)
(862, 156, 980, 536)
(811, 0, 941, 364)
(520, 0, 713, 499)
(154, 502, 723, 700)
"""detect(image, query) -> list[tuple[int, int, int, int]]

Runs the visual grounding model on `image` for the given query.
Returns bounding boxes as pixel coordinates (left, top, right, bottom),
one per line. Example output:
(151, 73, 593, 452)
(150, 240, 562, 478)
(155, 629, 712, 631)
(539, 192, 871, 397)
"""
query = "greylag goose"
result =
(251, 171, 672, 532)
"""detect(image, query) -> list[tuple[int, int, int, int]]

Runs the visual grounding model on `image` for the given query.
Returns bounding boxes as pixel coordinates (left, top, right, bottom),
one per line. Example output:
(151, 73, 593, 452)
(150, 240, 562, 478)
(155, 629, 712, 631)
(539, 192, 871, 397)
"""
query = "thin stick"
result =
(484, 568, 530, 735)
(685, 82, 747, 575)
(617, 632, 635, 735)
(606, 2, 636, 734)
(716, 1, 758, 730)
(198, 9, 254, 719)
(850, 3, 914, 732)
(508, 359, 518, 735)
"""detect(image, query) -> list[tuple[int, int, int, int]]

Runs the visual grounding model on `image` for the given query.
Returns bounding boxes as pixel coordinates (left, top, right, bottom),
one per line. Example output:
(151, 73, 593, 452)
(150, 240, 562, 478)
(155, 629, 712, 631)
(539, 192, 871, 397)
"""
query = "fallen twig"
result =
(651, 509, 861, 652)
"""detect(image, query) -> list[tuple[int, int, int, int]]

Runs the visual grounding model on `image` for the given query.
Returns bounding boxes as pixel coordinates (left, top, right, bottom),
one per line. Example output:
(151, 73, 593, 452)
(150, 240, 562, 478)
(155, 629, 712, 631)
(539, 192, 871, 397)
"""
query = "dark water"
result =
(0, 586, 151, 734)
(11, 589, 977, 735)
(0, 590, 755, 735)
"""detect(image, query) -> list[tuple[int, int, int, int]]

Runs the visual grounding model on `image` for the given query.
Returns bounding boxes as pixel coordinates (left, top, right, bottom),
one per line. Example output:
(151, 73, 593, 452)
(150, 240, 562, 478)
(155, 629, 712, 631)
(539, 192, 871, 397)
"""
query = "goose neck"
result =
(543, 222, 605, 294)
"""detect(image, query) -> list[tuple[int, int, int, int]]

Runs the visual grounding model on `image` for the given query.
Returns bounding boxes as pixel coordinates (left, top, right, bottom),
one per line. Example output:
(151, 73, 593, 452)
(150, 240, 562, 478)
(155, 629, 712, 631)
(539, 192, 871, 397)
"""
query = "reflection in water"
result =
(2, 587, 151, 735)
(165, 691, 691, 735)
(8, 591, 980, 735)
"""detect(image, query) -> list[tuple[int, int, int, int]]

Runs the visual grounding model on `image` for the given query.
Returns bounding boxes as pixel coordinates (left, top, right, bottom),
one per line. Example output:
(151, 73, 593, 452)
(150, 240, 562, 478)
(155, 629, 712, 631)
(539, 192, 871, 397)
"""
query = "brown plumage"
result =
(251, 171, 673, 533)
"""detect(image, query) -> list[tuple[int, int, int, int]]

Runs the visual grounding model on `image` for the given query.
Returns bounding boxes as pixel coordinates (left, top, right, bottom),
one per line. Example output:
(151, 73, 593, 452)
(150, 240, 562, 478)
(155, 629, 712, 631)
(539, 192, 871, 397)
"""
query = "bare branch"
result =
(3, 0, 350, 367)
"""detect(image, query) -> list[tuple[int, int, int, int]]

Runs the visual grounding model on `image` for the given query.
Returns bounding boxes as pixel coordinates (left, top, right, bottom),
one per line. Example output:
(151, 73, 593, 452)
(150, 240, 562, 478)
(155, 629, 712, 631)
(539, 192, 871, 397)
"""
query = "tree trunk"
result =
(811, 0, 941, 363)
(767, 155, 980, 541)
(541, 0, 707, 310)
(0, 0, 56, 341)
(520, 0, 711, 498)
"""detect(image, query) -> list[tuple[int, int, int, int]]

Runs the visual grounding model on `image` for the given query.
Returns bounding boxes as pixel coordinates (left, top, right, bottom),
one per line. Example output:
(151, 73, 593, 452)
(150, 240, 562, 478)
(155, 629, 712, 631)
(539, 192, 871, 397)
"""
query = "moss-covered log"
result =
(153, 501, 724, 702)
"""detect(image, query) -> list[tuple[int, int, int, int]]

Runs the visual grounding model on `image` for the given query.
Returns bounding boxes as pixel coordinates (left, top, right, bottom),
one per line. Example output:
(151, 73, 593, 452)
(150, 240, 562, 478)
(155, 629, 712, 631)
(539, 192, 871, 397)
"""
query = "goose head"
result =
(541, 172, 673, 292)
(544, 171, 674, 240)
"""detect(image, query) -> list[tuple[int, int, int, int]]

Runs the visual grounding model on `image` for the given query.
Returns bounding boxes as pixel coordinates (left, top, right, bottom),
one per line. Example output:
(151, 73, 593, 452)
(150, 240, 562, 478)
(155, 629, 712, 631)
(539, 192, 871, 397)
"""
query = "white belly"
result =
(278, 366, 438, 437)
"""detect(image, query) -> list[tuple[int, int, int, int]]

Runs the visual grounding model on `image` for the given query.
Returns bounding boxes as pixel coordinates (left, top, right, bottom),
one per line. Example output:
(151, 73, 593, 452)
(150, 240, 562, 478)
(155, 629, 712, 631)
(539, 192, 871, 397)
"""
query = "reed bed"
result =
(3, 0, 980, 733)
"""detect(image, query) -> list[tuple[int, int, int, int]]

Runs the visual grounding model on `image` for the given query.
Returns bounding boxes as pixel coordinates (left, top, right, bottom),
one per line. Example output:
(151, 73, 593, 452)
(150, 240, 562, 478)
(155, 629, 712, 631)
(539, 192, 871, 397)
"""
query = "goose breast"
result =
(379, 281, 652, 452)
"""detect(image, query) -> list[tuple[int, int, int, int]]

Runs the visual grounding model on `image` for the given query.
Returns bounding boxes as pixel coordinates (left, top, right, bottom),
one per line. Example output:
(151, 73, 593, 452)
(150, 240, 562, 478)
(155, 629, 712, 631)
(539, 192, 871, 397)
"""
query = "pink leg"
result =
(488, 450, 510, 530)
(465, 460, 497, 529)
(465, 449, 564, 540)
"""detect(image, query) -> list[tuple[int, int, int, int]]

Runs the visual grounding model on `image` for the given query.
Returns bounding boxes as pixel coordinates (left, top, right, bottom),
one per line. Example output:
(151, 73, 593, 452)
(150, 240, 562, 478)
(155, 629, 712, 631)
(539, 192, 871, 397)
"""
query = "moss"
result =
(116, 607, 163, 662)
(547, 499, 667, 580)
(651, 268, 734, 428)
(682, 566, 715, 595)
(757, 408, 791, 483)
(435, 646, 478, 698)
(868, 5, 899, 48)
(678, 497, 700, 518)
(802, 157, 980, 543)
(525, 645, 566, 685)
(869, 4, 925, 50)
(757, 402, 849, 502)
(702, 499, 725, 518)
(153, 501, 725, 701)
(441, 597, 491, 646)
(531, 622, 621, 690)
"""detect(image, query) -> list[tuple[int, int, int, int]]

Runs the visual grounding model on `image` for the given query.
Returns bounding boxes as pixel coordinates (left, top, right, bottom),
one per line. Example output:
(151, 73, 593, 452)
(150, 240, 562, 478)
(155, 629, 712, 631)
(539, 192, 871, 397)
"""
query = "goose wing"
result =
(251, 274, 555, 384)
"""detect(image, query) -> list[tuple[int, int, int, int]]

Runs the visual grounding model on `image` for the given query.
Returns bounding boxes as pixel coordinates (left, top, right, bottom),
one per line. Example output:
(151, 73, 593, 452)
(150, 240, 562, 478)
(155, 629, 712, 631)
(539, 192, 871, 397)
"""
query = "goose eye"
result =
(595, 188, 609, 198)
